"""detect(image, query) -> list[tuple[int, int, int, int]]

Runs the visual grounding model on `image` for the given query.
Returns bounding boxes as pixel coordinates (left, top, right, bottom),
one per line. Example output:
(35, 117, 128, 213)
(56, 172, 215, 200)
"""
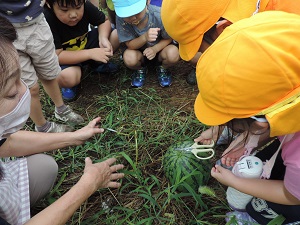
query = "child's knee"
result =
(58, 67, 81, 87)
(167, 46, 180, 63)
(123, 50, 143, 67)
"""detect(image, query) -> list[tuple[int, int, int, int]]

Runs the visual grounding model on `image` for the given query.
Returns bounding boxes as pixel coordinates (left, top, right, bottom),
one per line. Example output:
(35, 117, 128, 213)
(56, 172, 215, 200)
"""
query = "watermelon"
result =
(163, 141, 212, 193)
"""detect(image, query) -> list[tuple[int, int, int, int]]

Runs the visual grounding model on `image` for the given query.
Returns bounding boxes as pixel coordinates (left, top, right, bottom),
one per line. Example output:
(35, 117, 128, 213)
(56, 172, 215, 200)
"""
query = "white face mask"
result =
(0, 82, 31, 140)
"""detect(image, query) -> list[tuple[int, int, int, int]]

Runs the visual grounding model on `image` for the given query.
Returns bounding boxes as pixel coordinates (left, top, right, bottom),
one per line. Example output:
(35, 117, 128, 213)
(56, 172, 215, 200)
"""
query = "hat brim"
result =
(222, 0, 269, 23)
(194, 93, 233, 126)
(115, 0, 146, 18)
(178, 33, 204, 61)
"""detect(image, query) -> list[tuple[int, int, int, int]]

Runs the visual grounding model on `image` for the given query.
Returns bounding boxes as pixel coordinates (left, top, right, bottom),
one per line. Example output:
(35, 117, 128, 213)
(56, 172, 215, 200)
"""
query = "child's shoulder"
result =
(148, 4, 161, 15)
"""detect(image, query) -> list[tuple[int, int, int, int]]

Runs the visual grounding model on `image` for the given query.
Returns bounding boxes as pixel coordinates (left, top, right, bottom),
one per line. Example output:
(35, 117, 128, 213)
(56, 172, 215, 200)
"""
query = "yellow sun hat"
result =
(194, 11, 300, 137)
(161, 0, 268, 61)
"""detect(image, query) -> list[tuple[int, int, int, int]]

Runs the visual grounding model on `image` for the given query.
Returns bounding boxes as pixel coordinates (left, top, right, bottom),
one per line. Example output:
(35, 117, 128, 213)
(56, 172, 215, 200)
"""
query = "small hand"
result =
(211, 165, 236, 187)
(88, 48, 113, 63)
(143, 47, 156, 60)
(194, 126, 219, 145)
(99, 38, 113, 55)
(145, 28, 160, 42)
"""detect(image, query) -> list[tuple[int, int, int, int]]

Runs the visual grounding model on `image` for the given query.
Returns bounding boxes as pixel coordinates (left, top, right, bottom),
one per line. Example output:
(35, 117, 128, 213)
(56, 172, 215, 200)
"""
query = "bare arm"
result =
(125, 34, 147, 50)
(149, 38, 172, 54)
(126, 27, 162, 50)
(0, 118, 103, 157)
(98, 18, 113, 54)
(212, 165, 300, 205)
(25, 157, 125, 225)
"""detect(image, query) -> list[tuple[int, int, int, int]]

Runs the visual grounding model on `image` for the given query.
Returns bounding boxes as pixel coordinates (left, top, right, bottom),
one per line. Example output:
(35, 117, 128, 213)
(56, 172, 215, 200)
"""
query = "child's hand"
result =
(221, 132, 247, 167)
(99, 38, 113, 55)
(143, 47, 157, 60)
(145, 28, 160, 42)
(194, 126, 219, 145)
(211, 165, 236, 187)
(88, 48, 113, 63)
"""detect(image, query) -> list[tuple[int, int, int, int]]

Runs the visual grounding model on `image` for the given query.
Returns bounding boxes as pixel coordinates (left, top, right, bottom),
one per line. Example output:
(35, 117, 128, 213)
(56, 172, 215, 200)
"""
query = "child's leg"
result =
(109, 29, 120, 52)
(26, 17, 83, 124)
(157, 44, 180, 68)
(56, 66, 82, 88)
(29, 82, 48, 127)
(123, 49, 146, 87)
(123, 49, 144, 69)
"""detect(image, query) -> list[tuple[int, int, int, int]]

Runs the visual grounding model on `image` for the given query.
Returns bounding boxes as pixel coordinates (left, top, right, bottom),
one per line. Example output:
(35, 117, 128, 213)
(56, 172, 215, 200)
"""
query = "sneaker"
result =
(157, 65, 172, 87)
(94, 62, 119, 73)
(225, 211, 258, 225)
(131, 67, 147, 87)
(186, 68, 197, 85)
(55, 105, 84, 125)
(62, 86, 77, 102)
(35, 122, 74, 133)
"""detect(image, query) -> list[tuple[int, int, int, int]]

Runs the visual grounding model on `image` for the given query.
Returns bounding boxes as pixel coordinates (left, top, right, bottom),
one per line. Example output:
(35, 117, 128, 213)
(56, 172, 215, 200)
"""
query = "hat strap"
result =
(252, 0, 261, 15)
(261, 135, 287, 179)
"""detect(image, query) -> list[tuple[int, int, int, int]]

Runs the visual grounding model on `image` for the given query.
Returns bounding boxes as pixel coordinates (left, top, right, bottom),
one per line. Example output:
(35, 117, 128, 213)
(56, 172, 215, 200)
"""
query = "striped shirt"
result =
(0, 158, 30, 225)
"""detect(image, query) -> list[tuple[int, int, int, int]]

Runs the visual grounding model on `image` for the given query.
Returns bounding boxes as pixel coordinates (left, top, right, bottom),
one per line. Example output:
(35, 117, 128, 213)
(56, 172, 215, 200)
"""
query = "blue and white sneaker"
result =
(226, 211, 258, 225)
(131, 67, 147, 88)
(157, 65, 172, 87)
(61, 86, 77, 102)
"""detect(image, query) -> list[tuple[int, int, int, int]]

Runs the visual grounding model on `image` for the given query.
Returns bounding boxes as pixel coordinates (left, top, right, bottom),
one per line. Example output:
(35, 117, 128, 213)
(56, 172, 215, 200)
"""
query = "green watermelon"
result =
(163, 141, 212, 193)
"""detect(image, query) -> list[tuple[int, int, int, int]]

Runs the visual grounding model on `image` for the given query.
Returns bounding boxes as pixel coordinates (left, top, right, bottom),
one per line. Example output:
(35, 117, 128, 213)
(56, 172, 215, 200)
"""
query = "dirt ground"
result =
(72, 55, 199, 114)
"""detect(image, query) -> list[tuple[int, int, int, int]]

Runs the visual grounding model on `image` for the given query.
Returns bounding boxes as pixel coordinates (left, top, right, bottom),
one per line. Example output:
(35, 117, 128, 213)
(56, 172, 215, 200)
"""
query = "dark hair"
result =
(46, 0, 85, 8)
(219, 118, 270, 151)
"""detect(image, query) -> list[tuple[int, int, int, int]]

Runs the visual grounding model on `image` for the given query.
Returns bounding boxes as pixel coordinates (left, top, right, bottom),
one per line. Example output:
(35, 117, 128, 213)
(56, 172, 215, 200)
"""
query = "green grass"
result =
(29, 62, 268, 224)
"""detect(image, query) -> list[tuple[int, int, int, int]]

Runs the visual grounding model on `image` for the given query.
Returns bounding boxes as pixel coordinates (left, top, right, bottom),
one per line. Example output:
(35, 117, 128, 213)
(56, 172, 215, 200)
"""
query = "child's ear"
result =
(215, 20, 232, 36)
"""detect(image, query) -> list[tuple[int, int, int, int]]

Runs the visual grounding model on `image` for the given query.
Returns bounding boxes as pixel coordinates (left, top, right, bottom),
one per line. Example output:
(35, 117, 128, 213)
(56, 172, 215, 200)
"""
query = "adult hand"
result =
(72, 117, 104, 145)
(82, 157, 124, 190)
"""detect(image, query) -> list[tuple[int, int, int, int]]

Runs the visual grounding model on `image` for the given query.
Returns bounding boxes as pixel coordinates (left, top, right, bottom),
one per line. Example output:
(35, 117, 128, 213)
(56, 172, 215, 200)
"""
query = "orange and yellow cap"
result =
(194, 11, 300, 137)
(161, 0, 267, 61)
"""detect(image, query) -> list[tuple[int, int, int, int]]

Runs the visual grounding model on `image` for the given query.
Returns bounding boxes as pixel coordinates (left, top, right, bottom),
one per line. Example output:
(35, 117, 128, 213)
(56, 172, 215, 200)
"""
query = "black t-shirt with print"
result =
(44, 1, 106, 50)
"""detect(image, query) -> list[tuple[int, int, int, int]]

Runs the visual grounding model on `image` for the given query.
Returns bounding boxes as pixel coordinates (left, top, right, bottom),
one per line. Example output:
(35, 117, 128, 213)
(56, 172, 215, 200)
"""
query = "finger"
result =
(92, 117, 101, 126)
(107, 181, 122, 188)
(110, 172, 125, 181)
(214, 164, 223, 173)
(103, 157, 117, 166)
(221, 157, 226, 165)
(85, 157, 92, 166)
(110, 164, 124, 172)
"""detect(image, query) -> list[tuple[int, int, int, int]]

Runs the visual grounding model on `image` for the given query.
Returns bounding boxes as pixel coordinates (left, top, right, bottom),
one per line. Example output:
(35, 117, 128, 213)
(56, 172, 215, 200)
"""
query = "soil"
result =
(72, 56, 199, 114)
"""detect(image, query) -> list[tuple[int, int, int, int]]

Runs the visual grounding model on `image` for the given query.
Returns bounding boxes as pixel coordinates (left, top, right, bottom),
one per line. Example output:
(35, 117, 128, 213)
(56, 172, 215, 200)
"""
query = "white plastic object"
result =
(226, 156, 263, 211)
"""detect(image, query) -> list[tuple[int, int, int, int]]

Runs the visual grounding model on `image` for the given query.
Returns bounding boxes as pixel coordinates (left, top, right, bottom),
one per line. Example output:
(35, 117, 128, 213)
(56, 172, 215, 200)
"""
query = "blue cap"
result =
(112, 0, 146, 18)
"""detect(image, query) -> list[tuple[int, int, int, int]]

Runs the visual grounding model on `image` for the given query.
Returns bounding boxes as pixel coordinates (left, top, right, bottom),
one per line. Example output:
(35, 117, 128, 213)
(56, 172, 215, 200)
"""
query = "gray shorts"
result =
(12, 14, 61, 88)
